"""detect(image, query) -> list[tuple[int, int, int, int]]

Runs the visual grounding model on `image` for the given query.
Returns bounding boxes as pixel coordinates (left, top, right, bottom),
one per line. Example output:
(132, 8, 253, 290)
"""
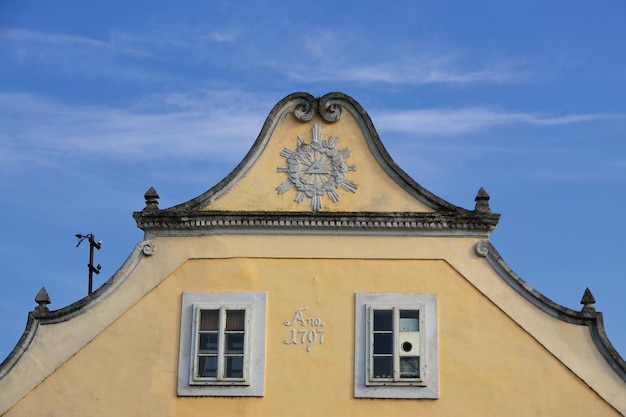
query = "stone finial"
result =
(34, 287, 51, 313)
(580, 287, 596, 313)
(474, 187, 491, 213)
(143, 187, 160, 211)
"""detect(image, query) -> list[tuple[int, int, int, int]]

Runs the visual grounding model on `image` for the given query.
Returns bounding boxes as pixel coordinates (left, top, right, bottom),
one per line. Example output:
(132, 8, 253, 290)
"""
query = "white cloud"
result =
(285, 58, 526, 86)
(1, 27, 528, 87)
(282, 31, 528, 85)
(0, 91, 270, 169)
(1, 28, 191, 60)
(0, 28, 154, 81)
(2, 90, 623, 178)
(0, 29, 111, 50)
(0, 26, 248, 86)
(207, 30, 239, 43)
(0, 28, 114, 68)
(373, 107, 625, 135)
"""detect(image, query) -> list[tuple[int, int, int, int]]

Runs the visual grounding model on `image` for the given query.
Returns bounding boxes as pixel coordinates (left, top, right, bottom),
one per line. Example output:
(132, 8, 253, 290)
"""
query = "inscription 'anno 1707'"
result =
(284, 307, 326, 352)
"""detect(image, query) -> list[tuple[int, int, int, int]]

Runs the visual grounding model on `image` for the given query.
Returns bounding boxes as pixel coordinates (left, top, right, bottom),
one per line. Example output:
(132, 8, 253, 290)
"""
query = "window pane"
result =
(400, 310, 419, 331)
(226, 310, 245, 331)
(373, 309, 392, 331)
(400, 356, 420, 378)
(373, 356, 393, 379)
(225, 355, 244, 378)
(373, 333, 393, 354)
(199, 309, 219, 331)
(197, 355, 217, 378)
(198, 333, 218, 352)
(225, 333, 245, 353)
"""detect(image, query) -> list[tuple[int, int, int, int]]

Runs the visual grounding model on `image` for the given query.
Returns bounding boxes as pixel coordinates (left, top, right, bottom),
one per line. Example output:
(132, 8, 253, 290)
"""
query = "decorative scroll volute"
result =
(293, 94, 342, 123)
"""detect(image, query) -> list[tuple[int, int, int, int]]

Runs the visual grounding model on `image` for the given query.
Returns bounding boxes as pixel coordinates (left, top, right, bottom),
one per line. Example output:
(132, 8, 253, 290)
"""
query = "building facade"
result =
(1, 92, 625, 416)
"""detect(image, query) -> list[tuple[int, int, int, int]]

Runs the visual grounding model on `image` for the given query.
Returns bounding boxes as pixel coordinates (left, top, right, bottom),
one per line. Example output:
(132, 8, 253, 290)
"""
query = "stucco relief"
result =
(277, 123, 357, 211)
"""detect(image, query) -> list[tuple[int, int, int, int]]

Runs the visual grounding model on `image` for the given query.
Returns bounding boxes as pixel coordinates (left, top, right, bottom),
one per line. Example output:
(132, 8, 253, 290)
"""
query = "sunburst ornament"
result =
(276, 123, 357, 211)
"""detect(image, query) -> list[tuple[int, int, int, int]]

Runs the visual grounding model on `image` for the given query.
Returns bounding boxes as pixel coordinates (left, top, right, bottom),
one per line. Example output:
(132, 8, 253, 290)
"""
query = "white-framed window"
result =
(178, 292, 266, 397)
(354, 293, 438, 399)
(191, 305, 249, 384)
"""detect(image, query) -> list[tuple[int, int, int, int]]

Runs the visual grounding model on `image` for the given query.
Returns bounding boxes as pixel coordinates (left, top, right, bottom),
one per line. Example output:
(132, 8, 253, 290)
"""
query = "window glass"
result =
(200, 309, 219, 331)
(198, 333, 218, 352)
(373, 309, 392, 331)
(400, 310, 419, 331)
(400, 357, 420, 378)
(373, 333, 393, 354)
(226, 356, 244, 378)
(198, 356, 218, 378)
(225, 333, 245, 352)
(226, 310, 245, 331)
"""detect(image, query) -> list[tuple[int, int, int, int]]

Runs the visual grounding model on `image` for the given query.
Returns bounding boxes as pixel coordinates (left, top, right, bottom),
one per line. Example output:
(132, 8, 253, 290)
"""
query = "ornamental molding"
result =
(139, 239, 156, 256)
(134, 211, 500, 237)
(475, 240, 490, 257)
(277, 123, 356, 211)
(293, 94, 342, 123)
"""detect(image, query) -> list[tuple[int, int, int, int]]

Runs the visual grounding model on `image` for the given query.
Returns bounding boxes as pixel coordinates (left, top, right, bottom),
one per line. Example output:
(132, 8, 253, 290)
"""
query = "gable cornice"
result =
(134, 210, 500, 237)
(475, 239, 626, 382)
(0, 240, 155, 385)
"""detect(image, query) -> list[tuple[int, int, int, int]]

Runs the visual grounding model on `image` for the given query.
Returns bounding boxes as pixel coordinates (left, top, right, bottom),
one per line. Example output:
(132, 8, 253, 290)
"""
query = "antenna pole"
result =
(75, 233, 102, 295)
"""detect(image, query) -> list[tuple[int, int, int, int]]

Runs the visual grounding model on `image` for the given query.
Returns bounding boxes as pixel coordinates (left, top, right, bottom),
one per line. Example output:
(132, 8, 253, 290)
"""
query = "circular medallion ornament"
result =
(277, 123, 357, 211)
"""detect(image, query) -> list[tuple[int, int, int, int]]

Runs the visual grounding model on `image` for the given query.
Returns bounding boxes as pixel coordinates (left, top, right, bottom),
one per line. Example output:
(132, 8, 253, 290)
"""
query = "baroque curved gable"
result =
(133, 92, 500, 237)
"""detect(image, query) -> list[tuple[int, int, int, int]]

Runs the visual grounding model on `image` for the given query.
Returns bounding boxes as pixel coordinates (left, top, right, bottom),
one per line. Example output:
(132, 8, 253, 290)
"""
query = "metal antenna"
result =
(75, 233, 102, 295)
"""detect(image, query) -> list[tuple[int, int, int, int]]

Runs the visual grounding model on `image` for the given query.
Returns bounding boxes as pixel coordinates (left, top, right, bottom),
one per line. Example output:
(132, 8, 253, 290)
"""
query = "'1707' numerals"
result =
(284, 329, 326, 352)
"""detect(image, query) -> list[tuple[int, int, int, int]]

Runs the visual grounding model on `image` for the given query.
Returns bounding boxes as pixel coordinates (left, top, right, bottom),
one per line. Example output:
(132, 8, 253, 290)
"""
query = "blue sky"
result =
(1, 1, 625, 361)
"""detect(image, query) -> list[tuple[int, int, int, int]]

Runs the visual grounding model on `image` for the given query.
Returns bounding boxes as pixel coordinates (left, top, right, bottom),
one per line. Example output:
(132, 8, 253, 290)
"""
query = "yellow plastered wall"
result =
(6, 256, 620, 417)
(204, 113, 433, 212)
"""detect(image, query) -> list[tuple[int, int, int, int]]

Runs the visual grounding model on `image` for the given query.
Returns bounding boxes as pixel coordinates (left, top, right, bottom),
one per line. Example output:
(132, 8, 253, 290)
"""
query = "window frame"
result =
(355, 293, 438, 399)
(178, 292, 266, 397)
(367, 306, 425, 385)
(190, 304, 251, 385)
